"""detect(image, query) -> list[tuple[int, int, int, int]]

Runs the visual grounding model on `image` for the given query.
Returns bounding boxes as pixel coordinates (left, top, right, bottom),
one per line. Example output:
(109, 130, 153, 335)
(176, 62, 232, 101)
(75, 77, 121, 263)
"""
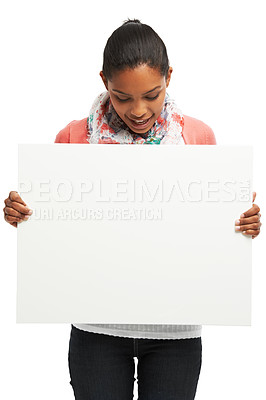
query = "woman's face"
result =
(100, 64, 173, 136)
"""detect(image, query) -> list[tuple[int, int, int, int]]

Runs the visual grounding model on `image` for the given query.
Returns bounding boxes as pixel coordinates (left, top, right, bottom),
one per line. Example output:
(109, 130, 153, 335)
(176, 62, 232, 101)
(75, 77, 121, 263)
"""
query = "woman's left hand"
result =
(235, 192, 262, 239)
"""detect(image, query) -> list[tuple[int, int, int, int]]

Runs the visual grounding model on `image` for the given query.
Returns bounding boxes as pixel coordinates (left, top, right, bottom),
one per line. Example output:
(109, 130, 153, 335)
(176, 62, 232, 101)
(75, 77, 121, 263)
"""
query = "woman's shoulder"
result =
(54, 118, 88, 143)
(183, 115, 217, 145)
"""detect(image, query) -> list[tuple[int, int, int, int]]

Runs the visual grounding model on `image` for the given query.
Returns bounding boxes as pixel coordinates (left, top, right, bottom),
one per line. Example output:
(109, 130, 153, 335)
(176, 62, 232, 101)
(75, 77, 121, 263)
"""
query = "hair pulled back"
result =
(102, 18, 170, 81)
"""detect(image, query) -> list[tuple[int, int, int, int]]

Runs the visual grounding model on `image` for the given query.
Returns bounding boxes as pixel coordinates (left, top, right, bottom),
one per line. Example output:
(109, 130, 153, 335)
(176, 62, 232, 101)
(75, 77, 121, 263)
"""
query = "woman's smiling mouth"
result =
(127, 116, 153, 130)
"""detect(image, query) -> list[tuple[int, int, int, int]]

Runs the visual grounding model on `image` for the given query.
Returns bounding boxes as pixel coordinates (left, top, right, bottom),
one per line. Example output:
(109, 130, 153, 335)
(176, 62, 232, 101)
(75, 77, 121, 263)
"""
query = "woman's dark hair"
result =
(102, 18, 170, 81)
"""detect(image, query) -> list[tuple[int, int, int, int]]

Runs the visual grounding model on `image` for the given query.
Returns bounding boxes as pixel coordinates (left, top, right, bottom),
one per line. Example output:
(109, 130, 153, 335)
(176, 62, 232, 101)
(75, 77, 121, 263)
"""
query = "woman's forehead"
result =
(108, 65, 165, 94)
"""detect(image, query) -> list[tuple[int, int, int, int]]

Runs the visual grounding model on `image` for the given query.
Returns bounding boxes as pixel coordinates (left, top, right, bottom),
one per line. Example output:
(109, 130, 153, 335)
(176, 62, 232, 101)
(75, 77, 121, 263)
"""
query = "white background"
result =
(0, 1, 265, 399)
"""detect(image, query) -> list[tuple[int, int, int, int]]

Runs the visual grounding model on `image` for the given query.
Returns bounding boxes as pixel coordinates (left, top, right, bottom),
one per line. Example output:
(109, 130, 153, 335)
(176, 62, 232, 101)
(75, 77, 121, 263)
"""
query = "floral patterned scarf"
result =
(86, 91, 184, 145)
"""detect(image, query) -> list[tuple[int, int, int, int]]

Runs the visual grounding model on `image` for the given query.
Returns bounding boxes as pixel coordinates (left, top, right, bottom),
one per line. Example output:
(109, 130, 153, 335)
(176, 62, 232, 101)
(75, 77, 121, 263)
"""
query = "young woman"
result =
(3, 19, 262, 400)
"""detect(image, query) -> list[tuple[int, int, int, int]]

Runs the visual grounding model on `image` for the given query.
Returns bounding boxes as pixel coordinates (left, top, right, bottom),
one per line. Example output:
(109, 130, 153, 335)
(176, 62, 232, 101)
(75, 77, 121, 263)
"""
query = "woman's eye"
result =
(146, 94, 159, 100)
(116, 97, 129, 102)
(116, 94, 159, 102)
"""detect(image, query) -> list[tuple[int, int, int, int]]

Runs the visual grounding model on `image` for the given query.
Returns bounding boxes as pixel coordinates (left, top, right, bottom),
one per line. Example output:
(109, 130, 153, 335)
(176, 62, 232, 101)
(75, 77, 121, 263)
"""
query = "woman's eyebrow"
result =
(112, 86, 161, 96)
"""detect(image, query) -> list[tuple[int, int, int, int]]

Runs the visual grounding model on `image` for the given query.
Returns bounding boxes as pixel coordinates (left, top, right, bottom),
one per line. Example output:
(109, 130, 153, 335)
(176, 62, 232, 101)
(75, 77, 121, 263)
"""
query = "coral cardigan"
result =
(54, 115, 217, 145)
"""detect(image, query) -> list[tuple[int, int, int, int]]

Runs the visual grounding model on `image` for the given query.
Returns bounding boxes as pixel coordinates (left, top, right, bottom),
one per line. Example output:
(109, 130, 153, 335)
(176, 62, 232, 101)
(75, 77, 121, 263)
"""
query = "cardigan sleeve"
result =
(204, 124, 217, 145)
(54, 121, 74, 143)
(54, 118, 88, 143)
(182, 115, 217, 144)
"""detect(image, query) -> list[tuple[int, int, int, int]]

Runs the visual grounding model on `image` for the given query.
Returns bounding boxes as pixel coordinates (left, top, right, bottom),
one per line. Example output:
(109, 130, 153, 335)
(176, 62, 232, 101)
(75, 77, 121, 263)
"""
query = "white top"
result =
(72, 323, 202, 340)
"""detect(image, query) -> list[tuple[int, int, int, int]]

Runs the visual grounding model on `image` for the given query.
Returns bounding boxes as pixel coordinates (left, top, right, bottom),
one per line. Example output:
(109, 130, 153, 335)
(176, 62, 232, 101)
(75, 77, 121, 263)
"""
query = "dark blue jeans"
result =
(68, 324, 202, 400)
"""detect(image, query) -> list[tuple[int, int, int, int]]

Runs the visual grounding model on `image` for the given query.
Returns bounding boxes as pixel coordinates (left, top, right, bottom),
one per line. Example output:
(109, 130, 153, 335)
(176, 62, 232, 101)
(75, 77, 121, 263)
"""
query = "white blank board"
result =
(17, 144, 252, 325)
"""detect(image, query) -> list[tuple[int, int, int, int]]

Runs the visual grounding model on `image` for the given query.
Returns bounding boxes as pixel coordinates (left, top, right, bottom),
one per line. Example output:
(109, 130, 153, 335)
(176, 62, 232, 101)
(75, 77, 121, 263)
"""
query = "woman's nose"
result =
(130, 101, 147, 118)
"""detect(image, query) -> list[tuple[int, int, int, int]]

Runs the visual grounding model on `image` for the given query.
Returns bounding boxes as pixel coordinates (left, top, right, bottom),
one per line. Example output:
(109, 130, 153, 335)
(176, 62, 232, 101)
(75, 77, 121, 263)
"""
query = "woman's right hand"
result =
(3, 191, 33, 228)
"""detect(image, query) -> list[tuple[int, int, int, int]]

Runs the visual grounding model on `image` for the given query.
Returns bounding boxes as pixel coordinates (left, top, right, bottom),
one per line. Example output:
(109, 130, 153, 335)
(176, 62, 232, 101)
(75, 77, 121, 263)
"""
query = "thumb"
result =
(252, 191, 256, 203)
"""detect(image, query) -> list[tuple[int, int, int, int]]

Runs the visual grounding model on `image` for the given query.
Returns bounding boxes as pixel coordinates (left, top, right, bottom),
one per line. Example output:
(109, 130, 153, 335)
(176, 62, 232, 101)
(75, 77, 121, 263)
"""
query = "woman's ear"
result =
(99, 71, 108, 91)
(166, 67, 173, 88)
